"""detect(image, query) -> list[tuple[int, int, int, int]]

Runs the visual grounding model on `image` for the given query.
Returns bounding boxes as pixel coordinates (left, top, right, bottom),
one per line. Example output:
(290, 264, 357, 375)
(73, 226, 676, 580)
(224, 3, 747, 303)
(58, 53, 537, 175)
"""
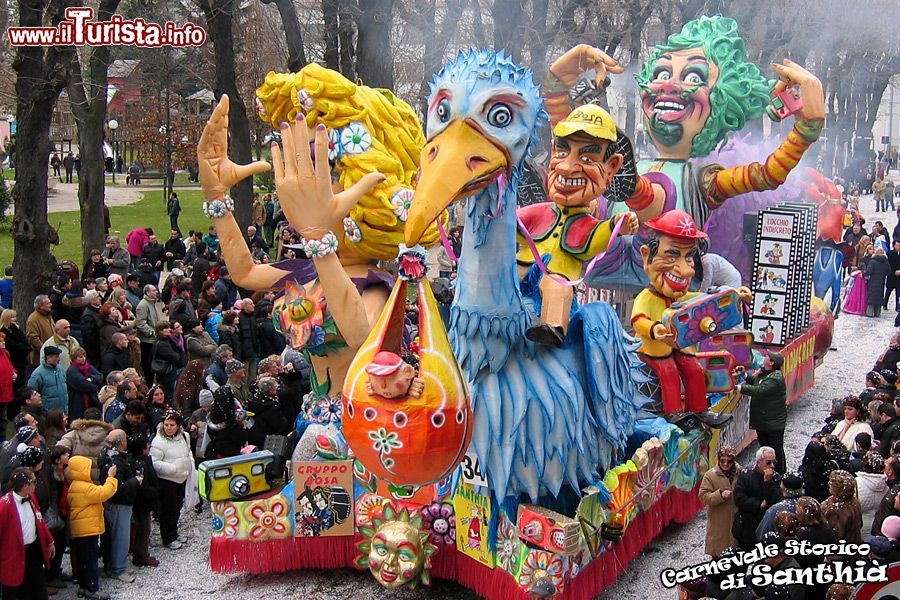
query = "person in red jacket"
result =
(0, 332, 18, 441)
(0, 466, 56, 600)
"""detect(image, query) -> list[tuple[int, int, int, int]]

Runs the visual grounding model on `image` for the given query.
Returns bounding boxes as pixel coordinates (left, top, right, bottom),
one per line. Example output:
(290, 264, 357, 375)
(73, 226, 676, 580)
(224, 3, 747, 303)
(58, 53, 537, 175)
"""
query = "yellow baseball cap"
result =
(553, 104, 617, 142)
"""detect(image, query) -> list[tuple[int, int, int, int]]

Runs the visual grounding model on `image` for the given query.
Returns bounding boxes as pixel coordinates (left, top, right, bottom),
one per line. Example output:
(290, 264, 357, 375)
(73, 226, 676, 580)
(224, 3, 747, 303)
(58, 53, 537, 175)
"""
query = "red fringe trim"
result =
(209, 484, 703, 599)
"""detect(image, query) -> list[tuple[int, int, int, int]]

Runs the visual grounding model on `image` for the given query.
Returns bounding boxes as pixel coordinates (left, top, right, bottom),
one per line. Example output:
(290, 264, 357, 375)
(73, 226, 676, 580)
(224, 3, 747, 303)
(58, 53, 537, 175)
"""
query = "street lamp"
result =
(108, 119, 118, 184)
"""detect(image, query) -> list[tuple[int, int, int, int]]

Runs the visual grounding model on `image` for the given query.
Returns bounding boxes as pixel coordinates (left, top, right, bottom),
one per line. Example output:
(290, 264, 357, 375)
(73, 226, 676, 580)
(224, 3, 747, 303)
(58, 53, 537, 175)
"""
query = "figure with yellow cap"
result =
(516, 104, 639, 347)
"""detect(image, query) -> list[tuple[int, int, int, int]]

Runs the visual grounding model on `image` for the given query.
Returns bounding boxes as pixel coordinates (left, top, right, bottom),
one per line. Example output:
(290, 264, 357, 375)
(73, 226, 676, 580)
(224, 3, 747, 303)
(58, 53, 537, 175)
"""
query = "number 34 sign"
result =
(461, 450, 488, 488)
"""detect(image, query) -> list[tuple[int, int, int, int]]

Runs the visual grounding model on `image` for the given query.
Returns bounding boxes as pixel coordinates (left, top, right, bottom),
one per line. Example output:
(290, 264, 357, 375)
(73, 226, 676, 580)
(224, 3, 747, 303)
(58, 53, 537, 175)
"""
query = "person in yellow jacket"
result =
(67, 455, 118, 600)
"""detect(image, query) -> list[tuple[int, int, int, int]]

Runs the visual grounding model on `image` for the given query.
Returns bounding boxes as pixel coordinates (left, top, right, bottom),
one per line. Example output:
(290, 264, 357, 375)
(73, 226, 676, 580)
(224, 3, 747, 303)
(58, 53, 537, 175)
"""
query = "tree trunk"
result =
(338, 0, 356, 80)
(323, 0, 340, 71)
(416, 0, 465, 112)
(271, 0, 307, 72)
(528, 0, 550, 83)
(201, 0, 254, 229)
(11, 0, 74, 319)
(67, 0, 122, 266)
(355, 0, 394, 88)
(491, 0, 526, 63)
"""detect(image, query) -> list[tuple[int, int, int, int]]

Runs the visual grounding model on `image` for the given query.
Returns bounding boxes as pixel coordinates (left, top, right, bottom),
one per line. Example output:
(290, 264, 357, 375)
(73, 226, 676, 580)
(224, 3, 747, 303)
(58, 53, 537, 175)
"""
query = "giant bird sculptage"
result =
(404, 50, 650, 505)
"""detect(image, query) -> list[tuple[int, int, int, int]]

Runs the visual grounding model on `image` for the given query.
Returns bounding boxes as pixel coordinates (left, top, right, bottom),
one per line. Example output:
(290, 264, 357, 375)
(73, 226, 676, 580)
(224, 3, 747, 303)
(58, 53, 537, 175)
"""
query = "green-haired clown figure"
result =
(543, 16, 825, 287)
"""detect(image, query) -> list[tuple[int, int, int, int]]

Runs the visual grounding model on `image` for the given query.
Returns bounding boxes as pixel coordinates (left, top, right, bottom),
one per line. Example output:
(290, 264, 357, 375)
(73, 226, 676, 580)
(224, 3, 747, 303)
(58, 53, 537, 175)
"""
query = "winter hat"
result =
(186, 317, 202, 330)
(16, 426, 38, 446)
(43, 346, 62, 357)
(17, 446, 43, 468)
(225, 359, 245, 375)
(879, 369, 898, 385)
(199, 389, 214, 408)
(881, 515, 900, 541)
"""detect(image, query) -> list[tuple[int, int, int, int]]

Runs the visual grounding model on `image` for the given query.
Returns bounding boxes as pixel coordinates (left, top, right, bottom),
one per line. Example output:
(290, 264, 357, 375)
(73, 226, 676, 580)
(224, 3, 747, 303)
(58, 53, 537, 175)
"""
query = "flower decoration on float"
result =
(355, 493, 391, 526)
(421, 502, 456, 545)
(496, 512, 525, 573)
(340, 121, 372, 155)
(343, 217, 362, 243)
(245, 496, 291, 541)
(517, 549, 566, 595)
(211, 501, 240, 537)
(201, 195, 234, 219)
(390, 188, 415, 222)
(274, 281, 344, 356)
(396, 244, 427, 282)
(355, 503, 437, 590)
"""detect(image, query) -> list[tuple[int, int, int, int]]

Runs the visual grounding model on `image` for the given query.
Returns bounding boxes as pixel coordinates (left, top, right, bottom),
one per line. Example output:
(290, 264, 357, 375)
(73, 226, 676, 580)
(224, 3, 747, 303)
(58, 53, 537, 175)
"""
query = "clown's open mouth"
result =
(663, 272, 689, 291)
(651, 96, 691, 122)
(380, 569, 399, 583)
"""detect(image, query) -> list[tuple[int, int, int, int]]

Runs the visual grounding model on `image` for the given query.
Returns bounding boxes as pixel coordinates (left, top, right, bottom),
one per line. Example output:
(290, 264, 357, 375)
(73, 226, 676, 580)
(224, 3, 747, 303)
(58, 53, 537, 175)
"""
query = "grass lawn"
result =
(0, 188, 213, 269)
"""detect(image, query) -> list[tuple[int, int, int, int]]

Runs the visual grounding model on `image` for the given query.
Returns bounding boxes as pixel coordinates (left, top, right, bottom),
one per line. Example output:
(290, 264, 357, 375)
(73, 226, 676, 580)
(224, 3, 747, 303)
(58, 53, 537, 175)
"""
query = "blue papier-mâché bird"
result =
(404, 49, 650, 504)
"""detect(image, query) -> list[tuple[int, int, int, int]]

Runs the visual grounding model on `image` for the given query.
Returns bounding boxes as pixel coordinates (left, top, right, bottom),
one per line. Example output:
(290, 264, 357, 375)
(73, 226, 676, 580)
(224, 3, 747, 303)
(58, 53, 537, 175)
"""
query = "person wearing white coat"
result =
(856, 452, 889, 535)
(829, 396, 874, 451)
(149, 412, 193, 550)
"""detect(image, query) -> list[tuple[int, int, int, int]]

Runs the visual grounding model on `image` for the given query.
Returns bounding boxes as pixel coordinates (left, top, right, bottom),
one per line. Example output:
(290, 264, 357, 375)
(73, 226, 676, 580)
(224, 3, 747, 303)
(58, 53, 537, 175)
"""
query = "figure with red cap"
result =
(365, 351, 424, 400)
(632, 209, 750, 421)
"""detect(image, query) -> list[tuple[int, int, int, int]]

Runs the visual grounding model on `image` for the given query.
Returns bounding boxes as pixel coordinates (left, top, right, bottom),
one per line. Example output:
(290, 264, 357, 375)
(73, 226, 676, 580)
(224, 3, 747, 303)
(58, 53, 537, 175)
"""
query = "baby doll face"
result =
(369, 363, 416, 399)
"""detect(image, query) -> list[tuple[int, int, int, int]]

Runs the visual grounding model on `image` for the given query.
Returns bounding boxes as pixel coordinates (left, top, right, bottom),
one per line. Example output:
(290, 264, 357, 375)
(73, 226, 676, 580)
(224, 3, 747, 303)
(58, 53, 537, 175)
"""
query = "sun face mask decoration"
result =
(355, 504, 437, 589)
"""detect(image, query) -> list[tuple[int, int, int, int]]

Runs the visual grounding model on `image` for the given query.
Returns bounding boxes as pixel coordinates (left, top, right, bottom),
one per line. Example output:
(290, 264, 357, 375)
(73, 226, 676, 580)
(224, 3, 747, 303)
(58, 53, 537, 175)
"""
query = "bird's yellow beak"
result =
(405, 118, 509, 246)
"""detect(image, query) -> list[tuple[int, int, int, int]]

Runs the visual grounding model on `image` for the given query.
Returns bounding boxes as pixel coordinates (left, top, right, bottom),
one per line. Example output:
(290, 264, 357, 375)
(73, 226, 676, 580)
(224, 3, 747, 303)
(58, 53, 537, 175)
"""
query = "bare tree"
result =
(67, 0, 123, 265)
(199, 0, 255, 227)
(10, 0, 75, 318)
(259, 0, 307, 72)
(355, 0, 395, 88)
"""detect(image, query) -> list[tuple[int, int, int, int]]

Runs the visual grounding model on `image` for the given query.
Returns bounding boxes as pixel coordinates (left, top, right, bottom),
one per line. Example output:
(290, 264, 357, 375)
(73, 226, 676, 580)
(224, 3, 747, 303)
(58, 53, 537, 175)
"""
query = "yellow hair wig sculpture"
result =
(255, 64, 445, 260)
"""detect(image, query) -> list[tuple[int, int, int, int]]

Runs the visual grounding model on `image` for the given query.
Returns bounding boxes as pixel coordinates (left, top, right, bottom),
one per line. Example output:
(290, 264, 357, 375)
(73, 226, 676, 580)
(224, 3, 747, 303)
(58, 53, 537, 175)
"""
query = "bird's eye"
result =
(436, 99, 451, 123)
(486, 103, 512, 128)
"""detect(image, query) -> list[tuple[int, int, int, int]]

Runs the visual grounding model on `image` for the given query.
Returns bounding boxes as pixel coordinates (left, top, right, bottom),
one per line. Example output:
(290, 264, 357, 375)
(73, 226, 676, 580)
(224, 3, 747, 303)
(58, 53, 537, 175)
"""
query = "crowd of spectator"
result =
(0, 224, 318, 599)
(692, 332, 900, 600)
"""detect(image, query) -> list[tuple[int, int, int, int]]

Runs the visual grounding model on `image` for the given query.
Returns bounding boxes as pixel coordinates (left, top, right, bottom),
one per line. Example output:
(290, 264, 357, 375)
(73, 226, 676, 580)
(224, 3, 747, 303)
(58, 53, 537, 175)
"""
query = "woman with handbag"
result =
(151, 321, 184, 402)
(149, 411, 193, 550)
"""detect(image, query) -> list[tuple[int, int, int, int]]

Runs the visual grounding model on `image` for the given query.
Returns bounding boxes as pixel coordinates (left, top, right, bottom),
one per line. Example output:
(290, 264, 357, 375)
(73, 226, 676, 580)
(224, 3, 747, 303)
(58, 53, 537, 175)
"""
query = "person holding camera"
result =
(67, 455, 118, 600)
(98, 429, 143, 583)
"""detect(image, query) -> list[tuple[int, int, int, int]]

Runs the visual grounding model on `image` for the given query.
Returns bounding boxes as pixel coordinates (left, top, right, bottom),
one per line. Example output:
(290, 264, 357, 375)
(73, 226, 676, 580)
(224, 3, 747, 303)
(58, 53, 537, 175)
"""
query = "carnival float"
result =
(195, 15, 838, 599)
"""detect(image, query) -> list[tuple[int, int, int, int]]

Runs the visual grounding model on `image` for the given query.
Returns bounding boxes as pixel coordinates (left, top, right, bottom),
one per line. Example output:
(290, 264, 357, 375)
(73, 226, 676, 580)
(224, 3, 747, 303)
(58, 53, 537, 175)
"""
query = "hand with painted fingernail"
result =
(197, 94, 272, 201)
(270, 115, 385, 241)
(771, 59, 825, 123)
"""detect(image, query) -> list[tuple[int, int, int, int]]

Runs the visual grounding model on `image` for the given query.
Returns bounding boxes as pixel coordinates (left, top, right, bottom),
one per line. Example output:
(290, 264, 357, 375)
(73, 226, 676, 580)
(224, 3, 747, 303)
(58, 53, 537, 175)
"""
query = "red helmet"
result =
(644, 209, 707, 240)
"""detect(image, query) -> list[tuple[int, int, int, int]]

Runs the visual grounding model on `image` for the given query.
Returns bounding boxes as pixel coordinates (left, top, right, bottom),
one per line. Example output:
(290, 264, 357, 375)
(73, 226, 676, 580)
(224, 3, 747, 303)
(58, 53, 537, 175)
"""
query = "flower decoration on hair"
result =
(254, 97, 267, 120)
(202, 196, 234, 220)
(328, 128, 344, 162)
(340, 122, 372, 155)
(390, 188, 415, 222)
(296, 88, 315, 112)
(343, 217, 362, 243)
